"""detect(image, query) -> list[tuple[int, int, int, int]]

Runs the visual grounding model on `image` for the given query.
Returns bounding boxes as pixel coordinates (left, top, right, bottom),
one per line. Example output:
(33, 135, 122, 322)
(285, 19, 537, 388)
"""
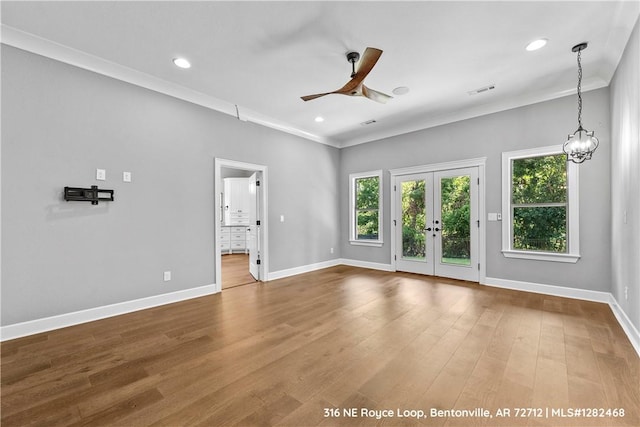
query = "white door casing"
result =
(214, 158, 268, 292)
(248, 172, 260, 280)
(390, 158, 486, 283)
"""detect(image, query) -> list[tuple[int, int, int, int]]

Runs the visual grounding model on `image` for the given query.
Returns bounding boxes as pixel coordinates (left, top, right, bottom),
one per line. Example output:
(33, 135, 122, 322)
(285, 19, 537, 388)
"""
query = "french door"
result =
(394, 167, 479, 282)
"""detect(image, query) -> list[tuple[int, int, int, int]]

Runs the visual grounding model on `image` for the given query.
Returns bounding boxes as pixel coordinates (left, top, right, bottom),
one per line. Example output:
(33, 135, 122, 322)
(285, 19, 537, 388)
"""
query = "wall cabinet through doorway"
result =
(224, 178, 250, 225)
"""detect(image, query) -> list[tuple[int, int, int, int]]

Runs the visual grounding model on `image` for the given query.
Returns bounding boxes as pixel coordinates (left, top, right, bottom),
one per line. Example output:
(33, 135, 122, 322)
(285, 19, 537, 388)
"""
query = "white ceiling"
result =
(2, 1, 639, 148)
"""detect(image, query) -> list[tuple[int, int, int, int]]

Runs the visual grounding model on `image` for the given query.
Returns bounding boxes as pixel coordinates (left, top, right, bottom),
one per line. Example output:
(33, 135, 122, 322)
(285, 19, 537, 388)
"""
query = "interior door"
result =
(248, 172, 260, 280)
(394, 167, 479, 282)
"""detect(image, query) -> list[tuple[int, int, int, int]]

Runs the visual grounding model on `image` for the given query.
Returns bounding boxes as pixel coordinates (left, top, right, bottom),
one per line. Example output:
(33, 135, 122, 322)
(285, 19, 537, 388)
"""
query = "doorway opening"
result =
(214, 159, 268, 291)
(390, 158, 486, 283)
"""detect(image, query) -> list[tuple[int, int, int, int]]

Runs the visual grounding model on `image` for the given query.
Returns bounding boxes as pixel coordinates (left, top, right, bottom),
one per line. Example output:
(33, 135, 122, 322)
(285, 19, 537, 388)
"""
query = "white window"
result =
(349, 170, 383, 246)
(502, 146, 580, 263)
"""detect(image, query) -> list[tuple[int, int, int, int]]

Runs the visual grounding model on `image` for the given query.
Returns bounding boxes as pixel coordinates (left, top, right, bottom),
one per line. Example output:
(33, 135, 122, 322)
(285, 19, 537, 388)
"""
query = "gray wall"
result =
(340, 88, 612, 292)
(1, 46, 340, 325)
(610, 17, 640, 331)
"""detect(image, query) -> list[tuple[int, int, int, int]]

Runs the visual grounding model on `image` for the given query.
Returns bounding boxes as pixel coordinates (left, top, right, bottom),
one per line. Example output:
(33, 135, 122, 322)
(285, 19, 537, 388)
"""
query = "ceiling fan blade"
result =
(301, 92, 332, 101)
(300, 47, 384, 102)
(352, 47, 382, 84)
(362, 85, 392, 103)
(334, 79, 362, 96)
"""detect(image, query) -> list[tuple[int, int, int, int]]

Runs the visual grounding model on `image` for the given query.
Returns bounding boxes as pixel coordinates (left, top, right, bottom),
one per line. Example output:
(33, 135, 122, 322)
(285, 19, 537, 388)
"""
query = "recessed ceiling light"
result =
(172, 57, 191, 69)
(526, 38, 548, 51)
(392, 86, 410, 96)
(314, 116, 325, 123)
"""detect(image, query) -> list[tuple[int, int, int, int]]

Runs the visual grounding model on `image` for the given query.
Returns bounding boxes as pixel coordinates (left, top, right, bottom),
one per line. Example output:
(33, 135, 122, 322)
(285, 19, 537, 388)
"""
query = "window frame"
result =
(349, 170, 383, 247)
(501, 146, 580, 263)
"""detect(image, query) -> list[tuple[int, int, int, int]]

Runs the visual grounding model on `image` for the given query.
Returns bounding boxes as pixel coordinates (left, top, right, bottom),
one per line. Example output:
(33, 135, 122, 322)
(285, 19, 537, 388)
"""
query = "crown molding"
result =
(337, 80, 608, 149)
(1, 24, 338, 148)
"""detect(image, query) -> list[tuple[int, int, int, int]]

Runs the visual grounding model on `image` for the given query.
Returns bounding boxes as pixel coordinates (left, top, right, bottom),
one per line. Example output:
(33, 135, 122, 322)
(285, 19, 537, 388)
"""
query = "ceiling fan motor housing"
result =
(347, 51, 360, 79)
(347, 51, 360, 63)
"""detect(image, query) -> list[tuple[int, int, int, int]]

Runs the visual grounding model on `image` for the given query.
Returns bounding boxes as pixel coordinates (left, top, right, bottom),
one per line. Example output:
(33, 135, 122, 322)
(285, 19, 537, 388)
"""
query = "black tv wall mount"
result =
(64, 186, 114, 205)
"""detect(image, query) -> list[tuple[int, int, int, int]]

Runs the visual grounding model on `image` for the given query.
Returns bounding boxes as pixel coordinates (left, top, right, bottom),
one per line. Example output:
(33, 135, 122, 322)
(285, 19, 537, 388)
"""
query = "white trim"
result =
(501, 146, 580, 262)
(502, 250, 580, 263)
(389, 157, 486, 283)
(349, 170, 384, 246)
(215, 158, 268, 291)
(348, 240, 383, 247)
(389, 157, 487, 176)
(608, 295, 640, 358)
(3, 24, 612, 151)
(0, 24, 335, 148)
(0, 284, 216, 342)
(485, 276, 640, 357)
(267, 259, 341, 281)
(338, 83, 608, 149)
(339, 258, 394, 272)
(485, 276, 610, 302)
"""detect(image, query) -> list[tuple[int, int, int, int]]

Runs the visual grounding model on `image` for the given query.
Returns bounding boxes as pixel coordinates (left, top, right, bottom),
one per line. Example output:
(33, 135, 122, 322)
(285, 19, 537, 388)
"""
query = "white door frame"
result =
(214, 158, 268, 292)
(389, 157, 486, 284)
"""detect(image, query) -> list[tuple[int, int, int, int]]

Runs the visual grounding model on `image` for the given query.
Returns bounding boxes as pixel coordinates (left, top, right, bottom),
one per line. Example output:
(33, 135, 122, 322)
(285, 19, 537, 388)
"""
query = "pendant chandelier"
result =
(563, 42, 599, 164)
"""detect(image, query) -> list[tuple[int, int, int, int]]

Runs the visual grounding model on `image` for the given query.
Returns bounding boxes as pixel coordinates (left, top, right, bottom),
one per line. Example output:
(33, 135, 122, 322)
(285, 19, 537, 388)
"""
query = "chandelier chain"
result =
(577, 48, 583, 127)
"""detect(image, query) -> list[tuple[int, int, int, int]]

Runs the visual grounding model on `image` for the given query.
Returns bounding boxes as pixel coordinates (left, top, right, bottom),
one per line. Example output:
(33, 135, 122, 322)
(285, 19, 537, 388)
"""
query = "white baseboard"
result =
(338, 258, 394, 272)
(607, 295, 640, 358)
(266, 258, 392, 281)
(484, 276, 611, 303)
(267, 259, 341, 281)
(0, 284, 216, 342)
(485, 276, 640, 357)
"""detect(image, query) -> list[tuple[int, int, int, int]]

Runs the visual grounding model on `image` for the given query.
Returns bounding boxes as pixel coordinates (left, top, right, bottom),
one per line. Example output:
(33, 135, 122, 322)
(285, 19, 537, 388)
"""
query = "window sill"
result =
(350, 240, 383, 247)
(502, 250, 580, 263)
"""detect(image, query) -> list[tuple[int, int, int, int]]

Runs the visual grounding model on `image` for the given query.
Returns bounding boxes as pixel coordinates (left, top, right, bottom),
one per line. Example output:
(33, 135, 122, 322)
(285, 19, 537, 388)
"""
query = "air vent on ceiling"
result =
(360, 119, 377, 126)
(468, 84, 496, 96)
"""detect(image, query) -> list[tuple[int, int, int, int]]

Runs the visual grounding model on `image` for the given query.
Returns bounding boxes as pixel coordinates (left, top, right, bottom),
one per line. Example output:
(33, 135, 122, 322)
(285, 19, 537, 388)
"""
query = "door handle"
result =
(425, 227, 432, 231)
(434, 227, 440, 232)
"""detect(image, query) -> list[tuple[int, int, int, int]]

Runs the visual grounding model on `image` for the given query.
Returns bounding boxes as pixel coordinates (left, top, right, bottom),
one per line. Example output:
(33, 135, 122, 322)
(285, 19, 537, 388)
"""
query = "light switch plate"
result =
(488, 213, 498, 221)
(96, 169, 106, 181)
(123, 171, 132, 182)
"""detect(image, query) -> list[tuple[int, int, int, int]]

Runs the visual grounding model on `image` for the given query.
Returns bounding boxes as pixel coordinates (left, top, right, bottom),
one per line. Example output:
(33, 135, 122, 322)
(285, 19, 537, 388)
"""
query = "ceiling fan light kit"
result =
(563, 42, 599, 164)
(300, 47, 393, 104)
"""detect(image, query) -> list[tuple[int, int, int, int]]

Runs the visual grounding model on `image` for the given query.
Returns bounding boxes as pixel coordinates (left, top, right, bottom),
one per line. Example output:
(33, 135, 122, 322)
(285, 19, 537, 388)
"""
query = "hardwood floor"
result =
(1, 266, 638, 426)
(222, 254, 256, 289)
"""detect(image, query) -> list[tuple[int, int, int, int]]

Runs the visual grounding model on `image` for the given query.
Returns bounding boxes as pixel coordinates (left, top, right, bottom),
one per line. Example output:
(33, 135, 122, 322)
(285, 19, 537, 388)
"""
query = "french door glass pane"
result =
(401, 180, 426, 259)
(440, 176, 471, 265)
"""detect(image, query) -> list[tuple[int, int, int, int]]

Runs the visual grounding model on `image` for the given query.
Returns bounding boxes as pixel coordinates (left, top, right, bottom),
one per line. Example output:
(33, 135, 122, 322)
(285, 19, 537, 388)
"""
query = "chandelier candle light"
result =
(563, 42, 599, 164)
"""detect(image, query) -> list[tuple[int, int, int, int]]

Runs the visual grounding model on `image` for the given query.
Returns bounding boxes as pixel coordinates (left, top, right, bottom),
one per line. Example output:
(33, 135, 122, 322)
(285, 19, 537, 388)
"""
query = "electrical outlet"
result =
(163, 271, 171, 282)
(625, 286, 629, 301)
(330, 247, 334, 254)
(123, 171, 132, 182)
(96, 169, 106, 181)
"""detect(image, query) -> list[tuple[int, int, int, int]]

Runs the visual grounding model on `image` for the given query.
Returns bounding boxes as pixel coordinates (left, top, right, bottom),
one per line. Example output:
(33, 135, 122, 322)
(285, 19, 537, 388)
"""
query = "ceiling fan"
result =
(301, 47, 392, 104)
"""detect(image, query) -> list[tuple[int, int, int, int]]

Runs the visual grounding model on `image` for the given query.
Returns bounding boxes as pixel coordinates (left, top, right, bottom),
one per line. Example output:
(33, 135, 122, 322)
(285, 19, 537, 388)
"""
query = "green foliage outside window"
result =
(355, 176, 379, 240)
(511, 154, 568, 252)
(402, 180, 426, 258)
(440, 176, 471, 263)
